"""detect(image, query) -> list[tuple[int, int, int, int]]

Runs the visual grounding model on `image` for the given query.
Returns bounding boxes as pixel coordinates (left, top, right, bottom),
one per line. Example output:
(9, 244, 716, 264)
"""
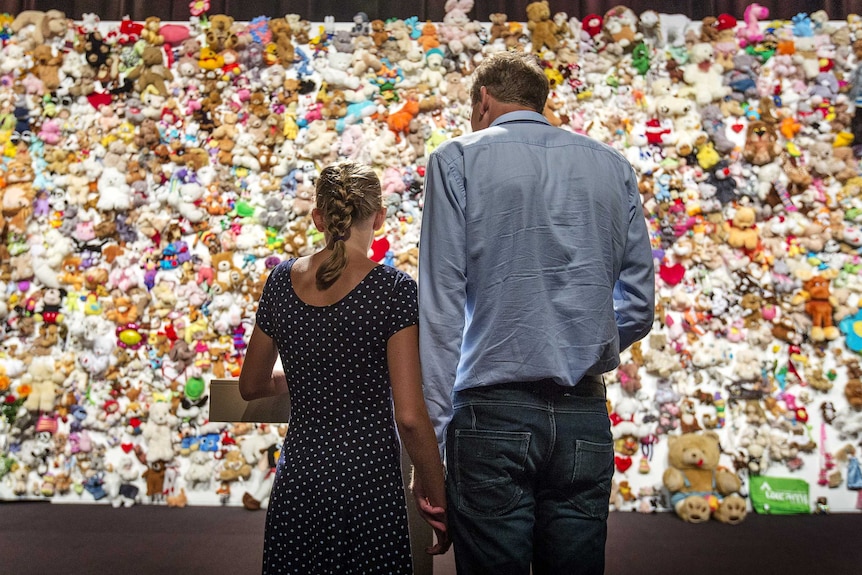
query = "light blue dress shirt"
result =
(418, 110, 655, 453)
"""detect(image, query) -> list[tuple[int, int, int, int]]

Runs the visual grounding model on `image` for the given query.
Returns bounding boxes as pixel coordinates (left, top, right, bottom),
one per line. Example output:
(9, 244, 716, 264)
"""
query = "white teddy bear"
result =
(681, 43, 732, 105)
(142, 402, 177, 463)
(185, 450, 215, 490)
(314, 51, 360, 90)
(166, 178, 207, 223)
(96, 166, 133, 212)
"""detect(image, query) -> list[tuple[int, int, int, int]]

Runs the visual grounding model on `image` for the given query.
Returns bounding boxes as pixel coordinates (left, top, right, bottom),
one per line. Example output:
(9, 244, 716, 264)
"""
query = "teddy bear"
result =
(726, 206, 759, 251)
(21, 357, 63, 413)
(680, 43, 732, 105)
(96, 167, 133, 213)
(230, 132, 262, 171)
(141, 460, 167, 501)
(742, 121, 780, 166)
(526, 0, 559, 54)
(10, 9, 68, 47)
(2, 155, 37, 234)
(206, 14, 237, 52)
(663, 431, 747, 524)
(300, 120, 339, 164)
(142, 402, 177, 463)
(125, 45, 174, 97)
(314, 51, 360, 91)
(30, 44, 63, 92)
(792, 275, 840, 342)
(218, 448, 253, 483)
(602, 5, 643, 53)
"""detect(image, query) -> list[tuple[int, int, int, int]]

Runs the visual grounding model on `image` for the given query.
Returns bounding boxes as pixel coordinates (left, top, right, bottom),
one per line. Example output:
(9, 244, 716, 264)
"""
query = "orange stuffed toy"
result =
(794, 275, 840, 342)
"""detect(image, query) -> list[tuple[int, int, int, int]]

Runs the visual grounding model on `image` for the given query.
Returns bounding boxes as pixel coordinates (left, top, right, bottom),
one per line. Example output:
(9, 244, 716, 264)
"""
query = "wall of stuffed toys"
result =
(2, 1, 862, 517)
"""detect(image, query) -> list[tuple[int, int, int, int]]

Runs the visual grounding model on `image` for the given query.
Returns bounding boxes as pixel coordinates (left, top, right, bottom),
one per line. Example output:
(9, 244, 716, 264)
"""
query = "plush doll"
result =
(663, 431, 747, 524)
(526, 0, 558, 54)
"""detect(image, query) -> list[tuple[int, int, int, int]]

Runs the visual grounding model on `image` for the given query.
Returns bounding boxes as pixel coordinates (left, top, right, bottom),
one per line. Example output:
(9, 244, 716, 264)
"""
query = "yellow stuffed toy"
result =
(726, 206, 759, 251)
(526, 1, 558, 54)
(663, 431, 748, 524)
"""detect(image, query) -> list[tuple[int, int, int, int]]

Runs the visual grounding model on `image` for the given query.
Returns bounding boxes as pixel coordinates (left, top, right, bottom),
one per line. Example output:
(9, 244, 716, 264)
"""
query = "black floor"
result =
(1, 502, 860, 574)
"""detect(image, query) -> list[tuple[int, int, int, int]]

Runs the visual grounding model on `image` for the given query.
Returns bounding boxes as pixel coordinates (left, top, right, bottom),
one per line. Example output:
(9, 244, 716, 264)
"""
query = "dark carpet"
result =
(1, 502, 860, 574)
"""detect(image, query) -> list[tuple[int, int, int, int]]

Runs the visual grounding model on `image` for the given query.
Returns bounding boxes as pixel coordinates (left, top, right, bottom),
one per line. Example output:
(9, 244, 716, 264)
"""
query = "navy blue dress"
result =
(255, 258, 416, 574)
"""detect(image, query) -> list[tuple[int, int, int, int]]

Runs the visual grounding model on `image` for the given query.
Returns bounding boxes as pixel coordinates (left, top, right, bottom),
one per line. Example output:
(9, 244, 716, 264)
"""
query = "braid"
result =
(314, 161, 381, 290)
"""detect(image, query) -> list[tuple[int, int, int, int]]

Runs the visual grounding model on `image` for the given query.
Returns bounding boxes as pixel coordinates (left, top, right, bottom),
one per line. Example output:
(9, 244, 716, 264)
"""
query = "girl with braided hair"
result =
(239, 160, 448, 573)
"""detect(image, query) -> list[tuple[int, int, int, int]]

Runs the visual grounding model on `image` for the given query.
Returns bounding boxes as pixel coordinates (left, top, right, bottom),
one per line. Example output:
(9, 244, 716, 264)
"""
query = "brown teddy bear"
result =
(793, 275, 840, 342)
(526, 1, 558, 54)
(267, 17, 295, 65)
(31, 45, 63, 91)
(207, 14, 237, 52)
(125, 45, 173, 97)
(663, 431, 747, 524)
(489, 13, 509, 42)
(370, 19, 389, 47)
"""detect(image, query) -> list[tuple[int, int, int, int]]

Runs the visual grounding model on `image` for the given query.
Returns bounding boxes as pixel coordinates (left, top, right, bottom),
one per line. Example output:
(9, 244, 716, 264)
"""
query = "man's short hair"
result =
(470, 51, 549, 113)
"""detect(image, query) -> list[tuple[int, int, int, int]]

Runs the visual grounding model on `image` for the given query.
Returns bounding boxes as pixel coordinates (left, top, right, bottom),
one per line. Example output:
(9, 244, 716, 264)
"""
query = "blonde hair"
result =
(314, 160, 382, 290)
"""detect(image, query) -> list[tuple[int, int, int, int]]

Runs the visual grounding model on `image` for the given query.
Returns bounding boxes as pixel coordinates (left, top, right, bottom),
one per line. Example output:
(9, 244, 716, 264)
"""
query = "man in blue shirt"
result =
(417, 51, 654, 574)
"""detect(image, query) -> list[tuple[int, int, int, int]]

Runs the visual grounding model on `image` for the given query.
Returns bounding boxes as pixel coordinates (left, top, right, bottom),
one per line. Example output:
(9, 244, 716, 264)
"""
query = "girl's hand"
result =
(417, 497, 451, 555)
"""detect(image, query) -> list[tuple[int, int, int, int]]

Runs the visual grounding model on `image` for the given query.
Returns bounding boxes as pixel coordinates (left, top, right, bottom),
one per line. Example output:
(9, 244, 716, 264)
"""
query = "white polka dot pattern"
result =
(256, 259, 416, 574)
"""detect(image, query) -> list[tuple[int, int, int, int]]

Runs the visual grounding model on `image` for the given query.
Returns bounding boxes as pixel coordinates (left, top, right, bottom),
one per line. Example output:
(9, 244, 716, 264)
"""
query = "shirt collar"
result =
(491, 110, 550, 127)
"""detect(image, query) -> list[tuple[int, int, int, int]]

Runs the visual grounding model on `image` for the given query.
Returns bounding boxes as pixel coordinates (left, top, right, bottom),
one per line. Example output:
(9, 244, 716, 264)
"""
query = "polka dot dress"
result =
(256, 259, 416, 575)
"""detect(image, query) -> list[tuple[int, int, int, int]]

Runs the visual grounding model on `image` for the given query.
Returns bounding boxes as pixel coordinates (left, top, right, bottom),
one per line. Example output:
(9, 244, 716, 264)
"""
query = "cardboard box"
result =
(208, 379, 291, 423)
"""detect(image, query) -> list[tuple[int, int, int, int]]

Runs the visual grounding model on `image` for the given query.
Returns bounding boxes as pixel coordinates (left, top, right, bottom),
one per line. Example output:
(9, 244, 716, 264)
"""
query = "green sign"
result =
(749, 476, 811, 515)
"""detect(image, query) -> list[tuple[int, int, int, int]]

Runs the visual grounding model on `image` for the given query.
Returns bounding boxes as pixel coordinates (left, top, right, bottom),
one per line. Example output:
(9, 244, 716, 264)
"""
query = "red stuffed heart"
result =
(614, 455, 633, 473)
(731, 123, 745, 133)
(121, 443, 134, 454)
(659, 262, 685, 285)
(86, 92, 112, 109)
(370, 236, 390, 262)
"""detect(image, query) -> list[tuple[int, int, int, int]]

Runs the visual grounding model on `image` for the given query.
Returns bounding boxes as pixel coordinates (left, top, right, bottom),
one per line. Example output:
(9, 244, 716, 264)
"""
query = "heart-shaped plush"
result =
(86, 92, 112, 109)
(659, 262, 685, 285)
(731, 123, 744, 133)
(121, 443, 134, 454)
(370, 236, 390, 262)
(614, 455, 633, 473)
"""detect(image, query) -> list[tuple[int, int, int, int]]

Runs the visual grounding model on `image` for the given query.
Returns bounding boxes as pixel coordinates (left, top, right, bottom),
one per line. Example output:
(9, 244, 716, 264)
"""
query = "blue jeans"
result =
(445, 378, 613, 575)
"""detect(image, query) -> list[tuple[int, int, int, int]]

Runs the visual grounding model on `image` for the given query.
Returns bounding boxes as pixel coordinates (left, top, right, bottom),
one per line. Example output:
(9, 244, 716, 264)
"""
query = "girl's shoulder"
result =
(374, 264, 416, 287)
(263, 258, 297, 286)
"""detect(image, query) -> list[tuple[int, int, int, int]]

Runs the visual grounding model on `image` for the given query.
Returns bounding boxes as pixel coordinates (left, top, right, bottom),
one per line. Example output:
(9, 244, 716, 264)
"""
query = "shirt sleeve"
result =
(418, 147, 468, 458)
(614, 165, 656, 351)
(255, 260, 290, 338)
(386, 271, 419, 339)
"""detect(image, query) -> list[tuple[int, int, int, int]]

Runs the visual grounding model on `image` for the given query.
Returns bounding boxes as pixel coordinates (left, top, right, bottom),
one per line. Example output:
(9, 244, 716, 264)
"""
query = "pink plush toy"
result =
(738, 3, 769, 47)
